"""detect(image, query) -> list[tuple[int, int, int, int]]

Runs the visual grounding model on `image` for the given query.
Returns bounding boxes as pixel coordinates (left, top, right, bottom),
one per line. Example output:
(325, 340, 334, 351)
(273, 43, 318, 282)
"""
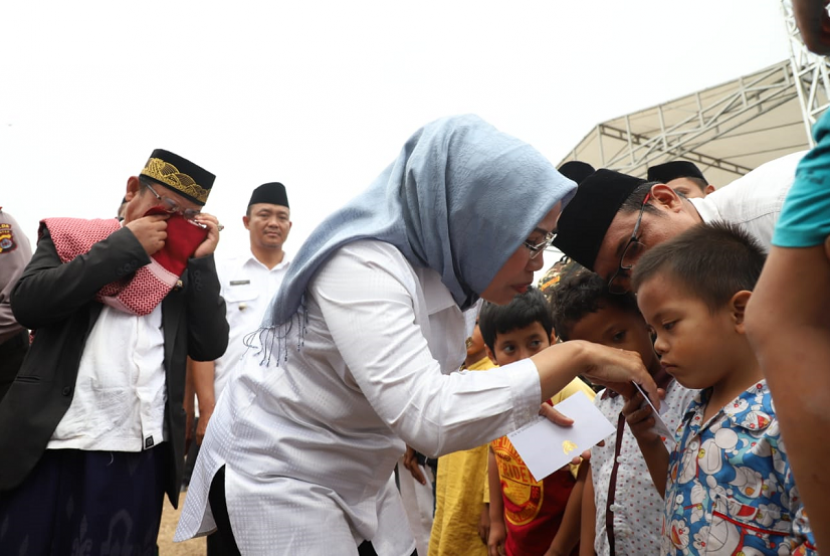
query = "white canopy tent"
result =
(538, 0, 830, 273)
(557, 1, 830, 187)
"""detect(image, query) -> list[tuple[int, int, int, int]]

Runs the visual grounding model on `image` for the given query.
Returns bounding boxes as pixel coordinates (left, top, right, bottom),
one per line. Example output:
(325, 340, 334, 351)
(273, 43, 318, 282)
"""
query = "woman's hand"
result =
(531, 341, 659, 412)
(577, 342, 660, 411)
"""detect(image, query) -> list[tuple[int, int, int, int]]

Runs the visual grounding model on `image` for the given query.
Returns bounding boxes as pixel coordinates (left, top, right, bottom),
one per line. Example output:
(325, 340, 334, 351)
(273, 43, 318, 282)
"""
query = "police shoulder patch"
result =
(0, 222, 17, 254)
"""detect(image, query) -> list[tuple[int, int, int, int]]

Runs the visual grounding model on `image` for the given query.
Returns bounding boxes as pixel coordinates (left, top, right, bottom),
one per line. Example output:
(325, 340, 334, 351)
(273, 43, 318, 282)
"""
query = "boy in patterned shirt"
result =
(550, 270, 697, 555)
(625, 222, 816, 555)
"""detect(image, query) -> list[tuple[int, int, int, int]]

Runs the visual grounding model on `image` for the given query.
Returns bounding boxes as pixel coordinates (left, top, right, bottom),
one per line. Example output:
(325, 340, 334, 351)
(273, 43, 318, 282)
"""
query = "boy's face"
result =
(466, 323, 486, 359)
(667, 177, 715, 199)
(486, 322, 553, 366)
(566, 303, 660, 374)
(635, 273, 742, 390)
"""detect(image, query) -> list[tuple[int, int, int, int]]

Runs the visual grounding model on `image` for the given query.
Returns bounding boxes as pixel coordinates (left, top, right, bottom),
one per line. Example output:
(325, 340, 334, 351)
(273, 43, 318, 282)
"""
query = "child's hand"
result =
(539, 404, 574, 427)
(602, 381, 637, 400)
(478, 504, 490, 545)
(622, 391, 661, 444)
(567, 448, 591, 467)
(488, 519, 507, 556)
(402, 446, 427, 485)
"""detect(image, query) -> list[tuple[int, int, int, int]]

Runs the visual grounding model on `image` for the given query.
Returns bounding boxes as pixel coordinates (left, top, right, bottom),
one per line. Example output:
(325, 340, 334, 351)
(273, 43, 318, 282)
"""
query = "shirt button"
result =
(61, 386, 72, 396)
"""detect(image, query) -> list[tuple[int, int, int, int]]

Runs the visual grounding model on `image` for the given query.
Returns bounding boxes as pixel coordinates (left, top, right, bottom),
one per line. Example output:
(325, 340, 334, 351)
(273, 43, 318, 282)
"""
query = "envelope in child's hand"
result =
(507, 391, 616, 482)
(633, 382, 676, 445)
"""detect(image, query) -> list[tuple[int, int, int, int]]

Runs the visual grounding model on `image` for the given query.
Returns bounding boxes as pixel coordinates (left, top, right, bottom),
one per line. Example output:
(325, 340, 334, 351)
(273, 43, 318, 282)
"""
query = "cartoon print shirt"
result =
(663, 380, 817, 556)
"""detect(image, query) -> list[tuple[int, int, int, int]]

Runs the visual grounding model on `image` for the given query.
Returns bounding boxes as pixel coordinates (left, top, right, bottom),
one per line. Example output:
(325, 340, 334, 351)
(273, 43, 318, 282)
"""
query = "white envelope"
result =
(633, 382, 676, 444)
(508, 391, 615, 482)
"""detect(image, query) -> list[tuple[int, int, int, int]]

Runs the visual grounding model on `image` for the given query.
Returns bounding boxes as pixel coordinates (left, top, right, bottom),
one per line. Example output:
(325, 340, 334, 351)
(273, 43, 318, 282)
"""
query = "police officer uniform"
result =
(0, 208, 33, 401)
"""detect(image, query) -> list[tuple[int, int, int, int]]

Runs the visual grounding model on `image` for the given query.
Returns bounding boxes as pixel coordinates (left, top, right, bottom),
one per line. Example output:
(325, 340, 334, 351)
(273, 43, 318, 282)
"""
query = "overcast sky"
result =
(1, 0, 792, 268)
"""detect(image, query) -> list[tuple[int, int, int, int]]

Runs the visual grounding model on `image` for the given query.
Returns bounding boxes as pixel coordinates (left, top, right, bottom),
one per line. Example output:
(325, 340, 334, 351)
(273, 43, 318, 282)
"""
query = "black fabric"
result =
(0, 226, 229, 508)
(358, 541, 379, 556)
(647, 160, 706, 184)
(248, 182, 289, 208)
(357, 542, 418, 556)
(557, 161, 595, 186)
(414, 451, 439, 476)
(0, 328, 28, 402)
(207, 466, 242, 556)
(553, 169, 646, 271)
(206, 468, 416, 556)
(182, 416, 201, 488)
(0, 446, 167, 555)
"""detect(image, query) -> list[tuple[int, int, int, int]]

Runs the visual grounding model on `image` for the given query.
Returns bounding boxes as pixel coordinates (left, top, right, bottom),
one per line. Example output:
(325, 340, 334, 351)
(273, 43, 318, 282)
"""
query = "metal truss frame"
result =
(590, 61, 796, 176)
(562, 1, 830, 178)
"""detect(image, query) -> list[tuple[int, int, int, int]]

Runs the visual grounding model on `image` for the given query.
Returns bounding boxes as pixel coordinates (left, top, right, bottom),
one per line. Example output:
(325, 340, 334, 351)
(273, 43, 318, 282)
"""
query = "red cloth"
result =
(41, 207, 206, 316)
(142, 206, 208, 277)
(491, 433, 579, 556)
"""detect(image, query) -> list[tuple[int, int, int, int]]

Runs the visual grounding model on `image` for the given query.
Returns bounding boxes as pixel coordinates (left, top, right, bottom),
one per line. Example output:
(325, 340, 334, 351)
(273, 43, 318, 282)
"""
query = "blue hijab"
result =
(265, 114, 577, 328)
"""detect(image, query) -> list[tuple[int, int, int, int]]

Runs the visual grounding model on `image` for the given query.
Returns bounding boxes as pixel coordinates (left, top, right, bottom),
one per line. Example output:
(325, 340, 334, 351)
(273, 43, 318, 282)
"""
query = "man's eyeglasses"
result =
(523, 229, 556, 260)
(142, 181, 201, 220)
(607, 193, 650, 294)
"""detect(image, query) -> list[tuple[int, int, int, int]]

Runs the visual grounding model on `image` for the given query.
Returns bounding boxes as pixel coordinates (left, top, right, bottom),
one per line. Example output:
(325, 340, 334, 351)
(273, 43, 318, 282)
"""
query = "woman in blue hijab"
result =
(177, 115, 656, 555)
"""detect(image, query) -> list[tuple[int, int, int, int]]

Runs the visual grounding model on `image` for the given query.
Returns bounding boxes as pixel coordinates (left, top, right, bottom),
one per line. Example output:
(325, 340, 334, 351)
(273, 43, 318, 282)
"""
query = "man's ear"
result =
(703, 184, 716, 196)
(125, 176, 141, 201)
(650, 184, 685, 213)
(730, 290, 752, 332)
(485, 345, 498, 366)
(243, 215, 251, 230)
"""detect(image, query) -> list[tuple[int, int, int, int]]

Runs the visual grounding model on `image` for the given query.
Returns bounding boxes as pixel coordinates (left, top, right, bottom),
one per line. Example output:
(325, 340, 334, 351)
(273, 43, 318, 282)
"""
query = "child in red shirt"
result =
(480, 288, 593, 556)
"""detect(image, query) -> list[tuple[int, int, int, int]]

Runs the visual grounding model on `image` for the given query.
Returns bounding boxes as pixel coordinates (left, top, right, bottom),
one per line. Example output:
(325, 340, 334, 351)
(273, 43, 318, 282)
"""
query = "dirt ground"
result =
(157, 492, 206, 556)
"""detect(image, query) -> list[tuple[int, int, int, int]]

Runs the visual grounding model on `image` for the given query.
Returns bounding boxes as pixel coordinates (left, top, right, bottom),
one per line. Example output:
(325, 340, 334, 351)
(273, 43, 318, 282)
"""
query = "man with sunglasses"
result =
(552, 152, 806, 293)
(0, 149, 229, 555)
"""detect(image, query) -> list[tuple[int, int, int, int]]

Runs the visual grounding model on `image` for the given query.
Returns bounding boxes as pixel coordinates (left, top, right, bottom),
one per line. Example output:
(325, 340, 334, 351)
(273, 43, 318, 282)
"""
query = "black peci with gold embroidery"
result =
(139, 149, 215, 206)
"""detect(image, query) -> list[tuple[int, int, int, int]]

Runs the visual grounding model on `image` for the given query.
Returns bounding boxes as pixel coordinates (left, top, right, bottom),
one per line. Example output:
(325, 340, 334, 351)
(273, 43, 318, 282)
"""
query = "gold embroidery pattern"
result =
(141, 158, 209, 204)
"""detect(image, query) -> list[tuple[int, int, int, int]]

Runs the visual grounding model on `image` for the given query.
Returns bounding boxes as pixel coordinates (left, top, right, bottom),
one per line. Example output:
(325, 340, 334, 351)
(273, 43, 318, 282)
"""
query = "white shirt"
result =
(48, 304, 166, 452)
(175, 240, 542, 555)
(213, 251, 290, 400)
(689, 150, 805, 250)
(591, 381, 698, 556)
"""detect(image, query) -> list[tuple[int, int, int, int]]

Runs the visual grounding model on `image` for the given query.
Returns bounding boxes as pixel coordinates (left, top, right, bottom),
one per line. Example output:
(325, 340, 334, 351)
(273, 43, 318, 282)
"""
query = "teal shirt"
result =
(773, 109, 830, 247)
